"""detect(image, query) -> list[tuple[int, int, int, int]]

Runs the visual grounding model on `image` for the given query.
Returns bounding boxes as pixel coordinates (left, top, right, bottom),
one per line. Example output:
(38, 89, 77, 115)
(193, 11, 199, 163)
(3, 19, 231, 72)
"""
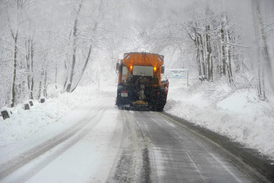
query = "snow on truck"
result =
(115, 52, 169, 111)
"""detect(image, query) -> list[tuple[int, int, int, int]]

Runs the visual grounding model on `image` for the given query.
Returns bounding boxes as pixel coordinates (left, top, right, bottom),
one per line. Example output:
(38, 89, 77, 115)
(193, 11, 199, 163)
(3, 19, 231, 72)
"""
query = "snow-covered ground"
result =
(165, 78, 274, 160)
(0, 85, 122, 182)
(0, 86, 99, 146)
(0, 77, 273, 181)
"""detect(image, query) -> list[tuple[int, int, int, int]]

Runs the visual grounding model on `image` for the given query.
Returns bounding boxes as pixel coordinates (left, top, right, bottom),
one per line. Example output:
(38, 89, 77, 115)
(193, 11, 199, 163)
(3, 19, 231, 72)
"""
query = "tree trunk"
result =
(26, 39, 30, 94)
(252, 0, 268, 100)
(210, 55, 213, 82)
(66, 3, 83, 92)
(227, 29, 233, 83)
(11, 31, 18, 107)
(26, 39, 34, 99)
(256, 0, 274, 92)
(43, 68, 48, 97)
(188, 32, 202, 78)
(198, 34, 206, 78)
(71, 45, 92, 92)
(38, 74, 42, 100)
(217, 44, 222, 77)
(206, 25, 212, 81)
(196, 36, 202, 77)
(221, 27, 226, 77)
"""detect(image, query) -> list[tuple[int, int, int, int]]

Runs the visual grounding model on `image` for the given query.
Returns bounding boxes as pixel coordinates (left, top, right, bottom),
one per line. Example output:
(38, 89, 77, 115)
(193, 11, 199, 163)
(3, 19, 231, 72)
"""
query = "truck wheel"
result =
(156, 107, 163, 112)
(149, 105, 156, 111)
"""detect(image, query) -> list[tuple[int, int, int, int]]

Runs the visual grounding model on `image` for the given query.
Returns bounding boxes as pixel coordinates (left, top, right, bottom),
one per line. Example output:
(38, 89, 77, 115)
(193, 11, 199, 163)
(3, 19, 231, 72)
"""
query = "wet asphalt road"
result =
(108, 110, 272, 183)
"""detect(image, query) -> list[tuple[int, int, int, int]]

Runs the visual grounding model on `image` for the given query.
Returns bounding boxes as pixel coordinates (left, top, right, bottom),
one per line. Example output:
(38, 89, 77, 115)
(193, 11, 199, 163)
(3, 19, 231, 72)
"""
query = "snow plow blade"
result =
(133, 100, 148, 107)
(133, 100, 149, 111)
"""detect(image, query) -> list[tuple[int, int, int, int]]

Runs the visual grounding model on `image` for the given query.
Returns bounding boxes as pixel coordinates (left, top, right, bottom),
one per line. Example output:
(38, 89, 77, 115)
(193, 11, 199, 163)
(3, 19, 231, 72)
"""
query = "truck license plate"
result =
(121, 92, 128, 97)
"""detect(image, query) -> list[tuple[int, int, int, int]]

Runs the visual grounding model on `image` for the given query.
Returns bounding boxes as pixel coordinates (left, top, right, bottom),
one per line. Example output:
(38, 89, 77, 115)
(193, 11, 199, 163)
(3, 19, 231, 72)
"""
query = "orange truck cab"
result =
(116, 52, 169, 111)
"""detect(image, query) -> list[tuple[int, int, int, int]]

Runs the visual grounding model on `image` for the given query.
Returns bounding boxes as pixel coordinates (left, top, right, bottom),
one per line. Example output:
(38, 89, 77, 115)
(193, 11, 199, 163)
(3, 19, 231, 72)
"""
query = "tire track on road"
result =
(110, 110, 151, 183)
(0, 99, 109, 180)
(157, 112, 273, 183)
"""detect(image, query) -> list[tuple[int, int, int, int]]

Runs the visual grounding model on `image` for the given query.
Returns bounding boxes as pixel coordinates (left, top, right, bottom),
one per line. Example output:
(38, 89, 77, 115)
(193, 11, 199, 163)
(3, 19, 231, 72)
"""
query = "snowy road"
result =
(0, 92, 270, 182)
(0, 94, 123, 182)
(107, 111, 261, 183)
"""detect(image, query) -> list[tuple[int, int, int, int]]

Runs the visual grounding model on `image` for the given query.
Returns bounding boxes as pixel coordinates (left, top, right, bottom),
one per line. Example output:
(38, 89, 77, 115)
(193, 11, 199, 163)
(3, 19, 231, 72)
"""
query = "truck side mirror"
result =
(161, 65, 165, 74)
(116, 63, 120, 71)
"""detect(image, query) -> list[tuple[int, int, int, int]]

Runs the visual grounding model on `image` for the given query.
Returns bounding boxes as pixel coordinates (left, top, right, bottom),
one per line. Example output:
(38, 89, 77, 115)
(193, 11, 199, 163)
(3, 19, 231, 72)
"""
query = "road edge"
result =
(161, 112, 274, 183)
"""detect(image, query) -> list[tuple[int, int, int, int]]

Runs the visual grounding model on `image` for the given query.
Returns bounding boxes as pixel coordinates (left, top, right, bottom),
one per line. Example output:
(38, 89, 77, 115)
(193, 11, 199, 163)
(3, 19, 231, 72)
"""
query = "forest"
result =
(0, 0, 273, 108)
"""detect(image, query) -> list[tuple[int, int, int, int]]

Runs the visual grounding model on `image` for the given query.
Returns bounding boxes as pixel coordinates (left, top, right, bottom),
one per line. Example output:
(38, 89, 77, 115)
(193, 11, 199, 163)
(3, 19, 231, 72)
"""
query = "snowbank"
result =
(165, 80, 274, 160)
(0, 86, 99, 146)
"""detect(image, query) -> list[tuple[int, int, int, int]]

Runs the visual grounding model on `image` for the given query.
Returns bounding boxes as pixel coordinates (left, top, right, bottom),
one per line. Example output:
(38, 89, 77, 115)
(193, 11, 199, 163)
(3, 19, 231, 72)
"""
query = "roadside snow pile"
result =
(0, 86, 97, 147)
(165, 80, 274, 160)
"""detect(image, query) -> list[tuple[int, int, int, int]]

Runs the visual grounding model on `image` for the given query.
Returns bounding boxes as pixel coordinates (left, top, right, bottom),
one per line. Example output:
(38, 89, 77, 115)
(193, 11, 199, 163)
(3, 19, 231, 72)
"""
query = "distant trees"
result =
(136, 1, 242, 84)
(5, 0, 26, 107)
(135, 0, 274, 100)
(186, 0, 274, 100)
(1, 0, 273, 108)
(187, 8, 239, 84)
(0, 0, 111, 107)
(252, 0, 274, 100)
(1, 0, 56, 107)
(0, 0, 48, 107)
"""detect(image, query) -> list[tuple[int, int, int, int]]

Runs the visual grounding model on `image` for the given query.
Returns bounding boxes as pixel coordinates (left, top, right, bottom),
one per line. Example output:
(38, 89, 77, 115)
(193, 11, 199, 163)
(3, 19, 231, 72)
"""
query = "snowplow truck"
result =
(115, 52, 169, 111)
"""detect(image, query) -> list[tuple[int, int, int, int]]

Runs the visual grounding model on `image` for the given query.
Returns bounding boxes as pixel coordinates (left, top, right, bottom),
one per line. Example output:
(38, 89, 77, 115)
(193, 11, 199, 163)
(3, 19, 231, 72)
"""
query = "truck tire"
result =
(156, 107, 163, 112)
